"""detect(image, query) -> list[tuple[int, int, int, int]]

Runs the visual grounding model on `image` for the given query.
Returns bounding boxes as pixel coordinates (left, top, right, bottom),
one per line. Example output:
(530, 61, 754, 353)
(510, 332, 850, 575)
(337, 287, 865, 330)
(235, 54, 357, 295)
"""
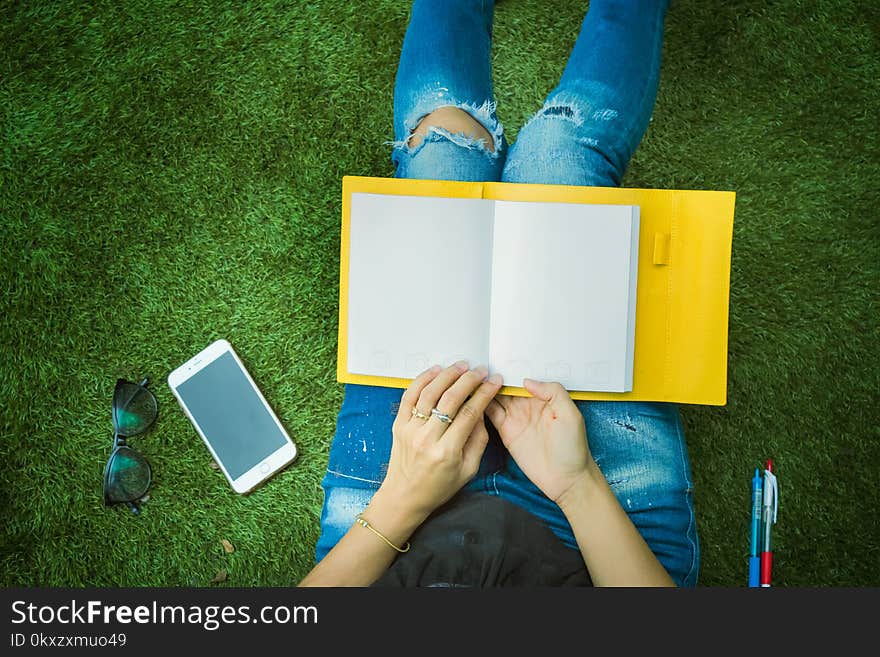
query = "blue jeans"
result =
(317, 0, 699, 587)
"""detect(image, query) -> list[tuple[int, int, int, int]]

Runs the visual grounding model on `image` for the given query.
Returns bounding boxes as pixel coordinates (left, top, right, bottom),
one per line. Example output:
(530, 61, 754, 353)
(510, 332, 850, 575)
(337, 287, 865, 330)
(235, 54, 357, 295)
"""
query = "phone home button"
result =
(259, 462, 270, 474)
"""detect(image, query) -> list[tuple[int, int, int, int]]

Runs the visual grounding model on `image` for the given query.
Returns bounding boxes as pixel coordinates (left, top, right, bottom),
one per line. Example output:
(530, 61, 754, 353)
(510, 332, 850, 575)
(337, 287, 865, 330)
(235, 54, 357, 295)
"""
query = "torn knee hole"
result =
(541, 105, 576, 119)
(407, 106, 496, 153)
(523, 102, 584, 129)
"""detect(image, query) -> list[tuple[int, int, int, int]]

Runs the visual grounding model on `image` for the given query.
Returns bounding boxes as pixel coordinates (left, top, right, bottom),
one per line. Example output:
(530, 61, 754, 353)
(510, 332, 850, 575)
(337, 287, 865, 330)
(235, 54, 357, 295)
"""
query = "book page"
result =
(488, 200, 639, 392)
(346, 193, 494, 379)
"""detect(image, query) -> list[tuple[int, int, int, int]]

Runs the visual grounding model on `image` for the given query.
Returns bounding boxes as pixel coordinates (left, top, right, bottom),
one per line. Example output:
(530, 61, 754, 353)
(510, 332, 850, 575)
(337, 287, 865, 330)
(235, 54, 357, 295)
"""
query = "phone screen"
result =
(175, 351, 288, 480)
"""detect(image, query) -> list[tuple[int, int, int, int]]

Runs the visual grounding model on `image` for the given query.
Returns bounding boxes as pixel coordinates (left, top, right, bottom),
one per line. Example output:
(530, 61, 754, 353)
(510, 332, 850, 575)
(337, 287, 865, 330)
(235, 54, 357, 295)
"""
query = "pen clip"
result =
(764, 469, 778, 524)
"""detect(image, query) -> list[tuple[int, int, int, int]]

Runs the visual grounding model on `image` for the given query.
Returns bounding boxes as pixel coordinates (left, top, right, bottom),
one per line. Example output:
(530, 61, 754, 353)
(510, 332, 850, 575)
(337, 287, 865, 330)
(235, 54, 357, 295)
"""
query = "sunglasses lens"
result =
(104, 446, 151, 503)
(113, 380, 157, 436)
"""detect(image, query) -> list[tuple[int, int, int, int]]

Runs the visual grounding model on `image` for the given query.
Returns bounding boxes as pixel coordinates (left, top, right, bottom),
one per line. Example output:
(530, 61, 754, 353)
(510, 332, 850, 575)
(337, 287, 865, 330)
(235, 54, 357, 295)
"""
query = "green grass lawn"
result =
(2, 0, 878, 587)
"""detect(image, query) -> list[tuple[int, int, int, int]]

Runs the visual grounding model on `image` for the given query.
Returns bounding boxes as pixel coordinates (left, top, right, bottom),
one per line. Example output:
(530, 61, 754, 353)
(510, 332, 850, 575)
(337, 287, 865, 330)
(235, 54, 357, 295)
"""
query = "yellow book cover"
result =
(337, 176, 735, 406)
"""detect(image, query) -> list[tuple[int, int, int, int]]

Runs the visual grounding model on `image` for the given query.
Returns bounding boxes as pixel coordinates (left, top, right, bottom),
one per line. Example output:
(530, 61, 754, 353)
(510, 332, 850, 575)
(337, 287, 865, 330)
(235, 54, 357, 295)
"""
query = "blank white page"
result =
(347, 193, 494, 379)
(488, 200, 640, 392)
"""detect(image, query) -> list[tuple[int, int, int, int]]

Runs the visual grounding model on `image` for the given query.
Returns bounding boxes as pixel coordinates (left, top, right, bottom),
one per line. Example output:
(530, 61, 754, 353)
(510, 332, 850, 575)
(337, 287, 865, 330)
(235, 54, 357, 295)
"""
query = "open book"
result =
(338, 177, 736, 405)
(345, 192, 640, 392)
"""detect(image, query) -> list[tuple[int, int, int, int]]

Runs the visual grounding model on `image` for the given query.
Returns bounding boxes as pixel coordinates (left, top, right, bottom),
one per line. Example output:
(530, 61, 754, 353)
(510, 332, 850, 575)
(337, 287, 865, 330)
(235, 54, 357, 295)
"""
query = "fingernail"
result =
(429, 364, 441, 373)
(454, 359, 469, 372)
(489, 374, 503, 385)
(475, 364, 489, 377)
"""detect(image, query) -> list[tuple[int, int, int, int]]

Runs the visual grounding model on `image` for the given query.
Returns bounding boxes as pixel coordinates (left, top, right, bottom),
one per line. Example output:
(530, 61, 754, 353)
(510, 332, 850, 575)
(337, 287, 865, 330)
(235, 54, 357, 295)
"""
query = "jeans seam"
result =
(674, 415, 699, 586)
(620, 7, 666, 167)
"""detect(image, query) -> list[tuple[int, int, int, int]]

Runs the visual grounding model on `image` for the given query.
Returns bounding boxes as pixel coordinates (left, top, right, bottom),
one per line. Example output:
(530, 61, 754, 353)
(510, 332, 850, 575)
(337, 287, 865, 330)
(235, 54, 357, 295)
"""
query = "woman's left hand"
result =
(378, 361, 504, 517)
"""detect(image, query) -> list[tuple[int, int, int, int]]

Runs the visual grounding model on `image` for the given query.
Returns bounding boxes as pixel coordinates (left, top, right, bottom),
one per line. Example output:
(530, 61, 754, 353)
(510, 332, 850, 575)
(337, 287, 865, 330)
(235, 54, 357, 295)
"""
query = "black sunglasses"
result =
(103, 378, 157, 514)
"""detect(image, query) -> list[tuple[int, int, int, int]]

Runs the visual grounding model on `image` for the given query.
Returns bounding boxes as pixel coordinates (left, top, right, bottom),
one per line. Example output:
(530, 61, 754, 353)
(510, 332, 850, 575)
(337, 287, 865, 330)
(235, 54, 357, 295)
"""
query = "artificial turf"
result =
(1, 0, 878, 587)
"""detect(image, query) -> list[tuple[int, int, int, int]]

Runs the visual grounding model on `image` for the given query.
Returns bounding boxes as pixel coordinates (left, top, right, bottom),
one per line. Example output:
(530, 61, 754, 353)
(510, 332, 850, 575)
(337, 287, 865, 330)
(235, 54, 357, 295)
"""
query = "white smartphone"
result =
(168, 339, 297, 494)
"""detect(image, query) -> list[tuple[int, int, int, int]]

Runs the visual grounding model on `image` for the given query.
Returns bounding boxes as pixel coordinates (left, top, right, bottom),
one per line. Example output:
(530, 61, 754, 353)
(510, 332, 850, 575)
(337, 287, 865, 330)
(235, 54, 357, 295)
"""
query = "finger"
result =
(396, 365, 442, 426)
(523, 378, 570, 413)
(461, 414, 489, 476)
(441, 373, 503, 448)
(485, 398, 506, 429)
(428, 365, 489, 434)
(415, 359, 470, 424)
(493, 394, 512, 413)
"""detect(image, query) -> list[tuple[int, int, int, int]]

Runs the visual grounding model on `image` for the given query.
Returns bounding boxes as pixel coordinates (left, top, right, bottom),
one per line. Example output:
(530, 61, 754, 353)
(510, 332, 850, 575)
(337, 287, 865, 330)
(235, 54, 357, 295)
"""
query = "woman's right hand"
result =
(486, 378, 600, 504)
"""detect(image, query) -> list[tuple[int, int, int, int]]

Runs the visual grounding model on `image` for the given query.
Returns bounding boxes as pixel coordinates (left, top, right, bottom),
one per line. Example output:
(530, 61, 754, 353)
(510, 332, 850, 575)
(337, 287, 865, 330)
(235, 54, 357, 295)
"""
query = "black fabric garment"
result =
(373, 492, 592, 587)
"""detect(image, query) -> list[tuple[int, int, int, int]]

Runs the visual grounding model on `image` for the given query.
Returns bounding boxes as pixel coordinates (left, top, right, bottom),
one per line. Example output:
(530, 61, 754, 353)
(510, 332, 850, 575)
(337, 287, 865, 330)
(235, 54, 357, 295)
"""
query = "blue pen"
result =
(749, 468, 763, 587)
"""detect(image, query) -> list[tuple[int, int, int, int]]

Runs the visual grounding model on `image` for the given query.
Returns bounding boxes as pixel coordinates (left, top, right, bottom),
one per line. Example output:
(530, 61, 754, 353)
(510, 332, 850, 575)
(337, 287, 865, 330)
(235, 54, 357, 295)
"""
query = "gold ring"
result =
(431, 408, 453, 424)
(411, 407, 430, 420)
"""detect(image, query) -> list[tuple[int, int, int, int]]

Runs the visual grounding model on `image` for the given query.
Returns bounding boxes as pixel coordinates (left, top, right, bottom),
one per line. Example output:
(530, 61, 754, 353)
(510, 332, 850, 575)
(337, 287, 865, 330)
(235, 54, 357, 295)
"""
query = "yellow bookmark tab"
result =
(653, 232, 671, 265)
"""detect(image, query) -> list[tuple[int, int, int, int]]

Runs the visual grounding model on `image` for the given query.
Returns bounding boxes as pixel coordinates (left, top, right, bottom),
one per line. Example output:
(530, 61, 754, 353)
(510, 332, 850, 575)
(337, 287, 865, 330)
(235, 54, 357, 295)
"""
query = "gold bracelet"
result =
(355, 514, 411, 553)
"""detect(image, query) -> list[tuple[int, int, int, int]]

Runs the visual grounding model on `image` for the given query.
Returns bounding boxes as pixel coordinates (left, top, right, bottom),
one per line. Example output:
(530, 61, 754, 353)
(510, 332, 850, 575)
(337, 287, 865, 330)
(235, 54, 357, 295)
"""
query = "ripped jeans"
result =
(316, 0, 700, 587)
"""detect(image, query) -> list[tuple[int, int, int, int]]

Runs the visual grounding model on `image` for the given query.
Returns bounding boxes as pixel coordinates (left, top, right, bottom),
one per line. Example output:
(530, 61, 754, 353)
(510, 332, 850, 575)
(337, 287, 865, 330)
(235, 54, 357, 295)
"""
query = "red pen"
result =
(760, 459, 779, 587)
